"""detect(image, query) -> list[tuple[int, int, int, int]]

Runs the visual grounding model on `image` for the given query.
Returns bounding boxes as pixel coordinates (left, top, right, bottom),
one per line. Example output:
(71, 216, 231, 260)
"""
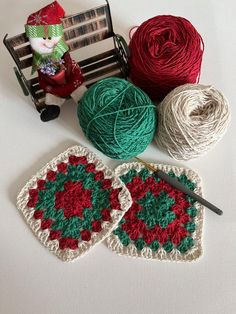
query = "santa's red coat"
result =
(38, 52, 84, 98)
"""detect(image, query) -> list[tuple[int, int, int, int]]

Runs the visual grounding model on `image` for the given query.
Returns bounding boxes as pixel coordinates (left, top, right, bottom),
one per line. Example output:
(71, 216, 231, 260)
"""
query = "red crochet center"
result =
(26, 154, 121, 250)
(123, 176, 191, 246)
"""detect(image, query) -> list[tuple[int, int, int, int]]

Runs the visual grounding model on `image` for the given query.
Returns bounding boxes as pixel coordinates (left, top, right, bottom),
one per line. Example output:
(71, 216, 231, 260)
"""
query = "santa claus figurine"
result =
(25, 1, 87, 122)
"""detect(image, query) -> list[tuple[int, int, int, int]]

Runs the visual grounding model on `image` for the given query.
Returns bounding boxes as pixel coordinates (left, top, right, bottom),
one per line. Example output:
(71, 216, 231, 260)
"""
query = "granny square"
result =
(16, 145, 132, 262)
(106, 162, 204, 261)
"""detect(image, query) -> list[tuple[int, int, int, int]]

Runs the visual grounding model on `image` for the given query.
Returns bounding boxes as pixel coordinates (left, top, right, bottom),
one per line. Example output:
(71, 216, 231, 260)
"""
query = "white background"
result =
(0, 1, 236, 313)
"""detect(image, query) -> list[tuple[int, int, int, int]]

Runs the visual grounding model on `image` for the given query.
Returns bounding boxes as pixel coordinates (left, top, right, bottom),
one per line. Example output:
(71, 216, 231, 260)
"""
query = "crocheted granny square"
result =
(107, 162, 204, 262)
(16, 146, 132, 262)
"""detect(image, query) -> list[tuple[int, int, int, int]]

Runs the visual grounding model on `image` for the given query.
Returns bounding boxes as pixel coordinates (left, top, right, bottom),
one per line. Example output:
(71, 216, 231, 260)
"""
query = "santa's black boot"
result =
(40, 105, 60, 122)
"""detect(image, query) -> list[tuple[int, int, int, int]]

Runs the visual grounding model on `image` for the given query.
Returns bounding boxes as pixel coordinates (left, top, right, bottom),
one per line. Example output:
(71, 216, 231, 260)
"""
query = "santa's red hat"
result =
(25, 1, 65, 38)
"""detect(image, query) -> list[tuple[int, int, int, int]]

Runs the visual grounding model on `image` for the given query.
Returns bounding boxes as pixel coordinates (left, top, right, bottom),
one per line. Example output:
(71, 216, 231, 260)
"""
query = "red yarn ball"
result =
(129, 15, 204, 101)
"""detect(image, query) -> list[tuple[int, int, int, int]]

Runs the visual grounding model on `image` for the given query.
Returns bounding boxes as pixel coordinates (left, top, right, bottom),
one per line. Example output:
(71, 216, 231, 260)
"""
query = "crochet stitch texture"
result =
(17, 146, 132, 261)
(107, 162, 204, 261)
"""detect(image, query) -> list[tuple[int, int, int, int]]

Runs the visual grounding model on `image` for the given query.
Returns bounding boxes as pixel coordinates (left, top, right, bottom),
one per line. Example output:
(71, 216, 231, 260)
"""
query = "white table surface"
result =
(0, 1, 236, 313)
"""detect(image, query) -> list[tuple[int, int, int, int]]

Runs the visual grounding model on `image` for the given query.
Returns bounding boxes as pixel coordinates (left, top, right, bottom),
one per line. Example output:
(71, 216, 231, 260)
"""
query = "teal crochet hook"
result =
(135, 157, 223, 216)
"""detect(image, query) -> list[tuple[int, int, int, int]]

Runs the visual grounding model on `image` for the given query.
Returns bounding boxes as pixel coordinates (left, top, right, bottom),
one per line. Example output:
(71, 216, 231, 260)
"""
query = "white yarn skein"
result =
(155, 84, 231, 160)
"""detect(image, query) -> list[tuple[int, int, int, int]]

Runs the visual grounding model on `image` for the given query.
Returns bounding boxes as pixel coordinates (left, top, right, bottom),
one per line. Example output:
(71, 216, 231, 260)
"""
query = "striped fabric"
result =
(25, 24, 63, 38)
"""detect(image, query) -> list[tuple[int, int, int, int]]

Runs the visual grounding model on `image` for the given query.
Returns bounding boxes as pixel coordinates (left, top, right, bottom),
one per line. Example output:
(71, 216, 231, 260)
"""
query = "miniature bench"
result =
(3, 0, 129, 112)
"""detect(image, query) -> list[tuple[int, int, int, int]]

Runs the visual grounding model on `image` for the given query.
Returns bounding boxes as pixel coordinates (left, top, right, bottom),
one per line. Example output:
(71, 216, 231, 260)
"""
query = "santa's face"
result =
(29, 36, 61, 55)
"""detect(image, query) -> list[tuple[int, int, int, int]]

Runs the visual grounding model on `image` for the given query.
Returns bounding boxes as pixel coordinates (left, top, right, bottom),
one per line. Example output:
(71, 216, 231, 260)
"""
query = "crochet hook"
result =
(135, 157, 223, 216)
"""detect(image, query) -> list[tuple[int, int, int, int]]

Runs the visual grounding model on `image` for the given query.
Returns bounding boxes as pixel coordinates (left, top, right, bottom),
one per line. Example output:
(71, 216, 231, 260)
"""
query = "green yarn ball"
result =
(77, 77, 157, 160)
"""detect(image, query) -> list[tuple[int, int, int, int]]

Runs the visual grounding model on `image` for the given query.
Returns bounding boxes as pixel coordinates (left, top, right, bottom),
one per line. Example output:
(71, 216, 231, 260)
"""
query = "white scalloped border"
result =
(16, 145, 132, 262)
(106, 162, 204, 262)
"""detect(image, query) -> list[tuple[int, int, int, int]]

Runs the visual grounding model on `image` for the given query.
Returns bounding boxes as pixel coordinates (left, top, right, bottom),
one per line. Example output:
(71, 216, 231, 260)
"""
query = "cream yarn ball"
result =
(155, 84, 231, 160)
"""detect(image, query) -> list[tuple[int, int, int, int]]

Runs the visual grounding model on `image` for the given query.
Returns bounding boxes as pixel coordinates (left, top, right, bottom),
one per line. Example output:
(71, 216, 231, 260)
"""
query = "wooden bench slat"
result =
(63, 18, 107, 41)
(31, 84, 41, 94)
(6, 33, 28, 48)
(15, 44, 31, 58)
(67, 30, 110, 52)
(20, 57, 33, 69)
(82, 55, 117, 73)
(62, 5, 106, 29)
(34, 91, 45, 100)
(79, 49, 115, 67)
(29, 77, 39, 86)
(84, 63, 120, 81)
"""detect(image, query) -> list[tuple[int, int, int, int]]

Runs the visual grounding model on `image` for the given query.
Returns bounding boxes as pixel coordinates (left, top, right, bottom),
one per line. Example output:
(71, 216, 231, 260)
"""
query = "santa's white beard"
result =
(29, 36, 61, 55)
